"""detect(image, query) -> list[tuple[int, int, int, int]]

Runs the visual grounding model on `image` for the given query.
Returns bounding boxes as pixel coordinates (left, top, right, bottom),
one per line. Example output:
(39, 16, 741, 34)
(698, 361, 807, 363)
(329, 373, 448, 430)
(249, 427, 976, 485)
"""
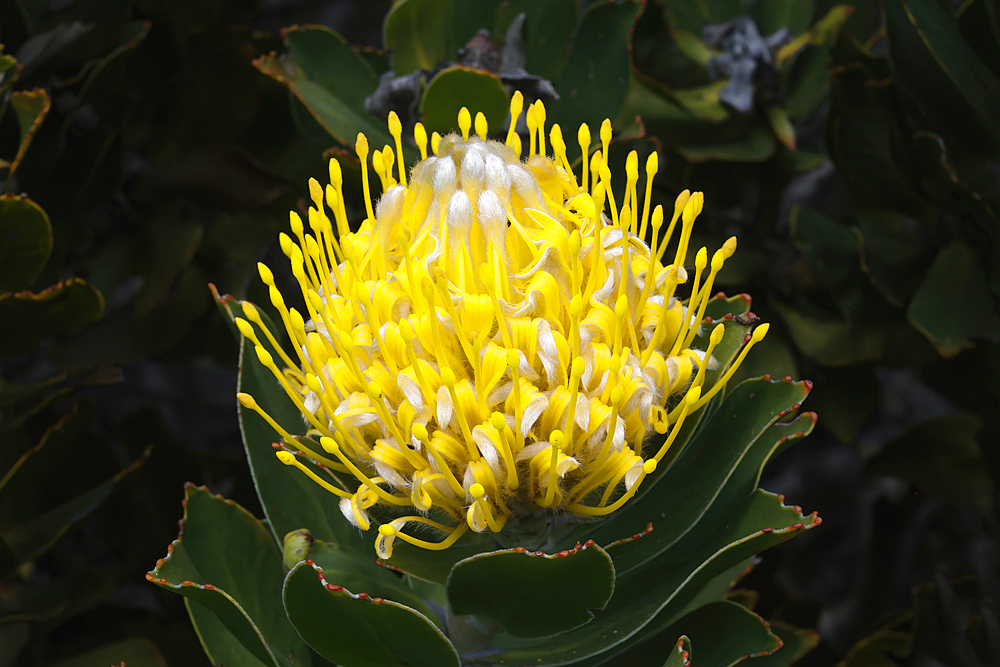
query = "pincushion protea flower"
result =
(234, 93, 768, 558)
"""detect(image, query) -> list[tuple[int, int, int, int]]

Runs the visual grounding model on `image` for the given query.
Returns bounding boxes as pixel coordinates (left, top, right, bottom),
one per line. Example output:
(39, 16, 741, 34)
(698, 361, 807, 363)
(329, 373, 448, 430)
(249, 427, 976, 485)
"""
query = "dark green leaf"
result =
(662, 0, 742, 33)
(662, 635, 691, 667)
(857, 210, 934, 307)
(754, 0, 815, 36)
(254, 51, 392, 150)
(147, 485, 310, 667)
(376, 529, 495, 585)
(6, 88, 50, 177)
(420, 66, 509, 135)
(284, 25, 379, 114)
(676, 127, 777, 164)
(766, 106, 796, 150)
(772, 299, 884, 366)
(602, 601, 780, 666)
(907, 241, 1000, 356)
(957, 0, 1000, 78)
(446, 542, 615, 637)
(282, 560, 460, 667)
(785, 46, 832, 121)
(43, 638, 166, 667)
(549, 1, 642, 138)
(866, 413, 993, 514)
(384, 0, 502, 75)
(494, 0, 578, 80)
(885, 0, 1000, 155)
(0, 278, 104, 359)
(748, 620, 820, 667)
(0, 194, 51, 293)
(790, 205, 862, 289)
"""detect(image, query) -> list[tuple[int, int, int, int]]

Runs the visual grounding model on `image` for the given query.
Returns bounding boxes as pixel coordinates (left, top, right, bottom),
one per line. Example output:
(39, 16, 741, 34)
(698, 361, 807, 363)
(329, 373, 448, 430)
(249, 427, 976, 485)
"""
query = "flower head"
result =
(235, 94, 767, 557)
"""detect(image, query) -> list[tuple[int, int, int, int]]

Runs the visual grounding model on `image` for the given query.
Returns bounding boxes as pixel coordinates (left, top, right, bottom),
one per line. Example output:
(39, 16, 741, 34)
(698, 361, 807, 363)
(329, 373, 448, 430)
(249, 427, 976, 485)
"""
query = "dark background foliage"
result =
(0, 0, 998, 665)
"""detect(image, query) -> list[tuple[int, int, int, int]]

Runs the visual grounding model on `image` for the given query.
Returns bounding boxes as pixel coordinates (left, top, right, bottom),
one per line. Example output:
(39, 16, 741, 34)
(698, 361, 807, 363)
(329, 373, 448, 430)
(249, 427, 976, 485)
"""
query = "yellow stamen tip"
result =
(723, 236, 737, 258)
(379, 524, 396, 537)
(236, 392, 256, 408)
(411, 423, 429, 441)
(695, 247, 708, 269)
(328, 158, 342, 188)
(570, 294, 583, 316)
(646, 151, 658, 174)
(235, 318, 255, 339)
(686, 386, 702, 405)
(643, 459, 657, 474)
(367, 382, 382, 400)
(506, 350, 520, 368)
(257, 262, 275, 286)
(320, 436, 338, 453)
(600, 118, 612, 145)
(615, 296, 628, 318)
(440, 367, 456, 387)
(510, 90, 523, 117)
(276, 451, 296, 465)
(550, 430, 564, 448)
(571, 357, 585, 377)
(710, 323, 725, 344)
(474, 111, 488, 139)
(752, 322, 770, 342)
(255, 346, 274, 367)
(356, 133, 369, 156)
(490, 412, 506, 431)
(387, 111, 402, 136)
(458, 107, 471, 139)
(610, 386, 624, 405)
(470, 483, 485, 499)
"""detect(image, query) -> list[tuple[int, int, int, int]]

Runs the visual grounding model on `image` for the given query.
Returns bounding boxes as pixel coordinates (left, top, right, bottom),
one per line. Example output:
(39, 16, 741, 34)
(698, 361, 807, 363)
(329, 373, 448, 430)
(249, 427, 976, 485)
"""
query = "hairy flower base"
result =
(235, 96, 767, 557)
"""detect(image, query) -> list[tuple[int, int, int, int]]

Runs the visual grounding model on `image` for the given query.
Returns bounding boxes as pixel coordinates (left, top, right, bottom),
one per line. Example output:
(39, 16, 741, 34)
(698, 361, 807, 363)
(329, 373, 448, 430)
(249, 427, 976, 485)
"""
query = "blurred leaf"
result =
(672, 81, 731, 122)
(662, 0, 742, 34)
(254, 49, 392, 150)
(670, 29, 717, 66)
(609, 600, 781, 666)
(885, 0, 1000, 155)
(866, 413, 993, 514)
(133, 218, 202, 318)
(807, 365, 878, 444)
(827, 50, 924, 213)
(791, 205, 862, 289)
(785, 45, 832, 121)
(13, 22, 92, 79)
(777, 5, 855, 65)
(857, 211, 934, 307)
(384, 0, 502, 75)
(957, 0, 1000, 78)
(0, 194, 51, 293)
(0, 278, 104, 359)
(447, 542, 615, 638)
(70, 20, 149, 119)
(907, 241, 1000, 356)
(494, 0, 578, 81)
(147, 485, 310, 667)
(284, 25, 378, 114)
(549, 0, 642, 138)
(283, 559, 460, 667)
(43, 637, 166, 667)
(420, 66, 509, 135)
(677, 126, 777, 163)
(754, 0, 815, 36)
(766, 106, 796, 150)
(5, 88, 49, 178)
(750, 620, 820, 666)
(131, 144, 291, 212)
(909, 132, 999, 233)
(773, 299, 884, 366)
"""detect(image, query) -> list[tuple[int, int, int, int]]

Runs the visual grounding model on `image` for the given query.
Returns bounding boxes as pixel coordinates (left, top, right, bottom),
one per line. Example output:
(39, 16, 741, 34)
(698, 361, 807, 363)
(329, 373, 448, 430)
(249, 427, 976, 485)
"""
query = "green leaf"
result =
(857, 211, 934, 307)
(866, 413, 993, 514)
(5, 88, 50, 178)
(304, 540, 443, 624)
(957, 0, 1000, 78)
(215, 290, 365, 550)
(601, 601, 780, 666)
(676, 127, 778, 164)
(0, 194, 52, 293)
(907, 241, 1000, 356)
(661, 635, 691, 667)
(790, 205, 862, 290)
(384, 0, 502, 75)
(282, 559, 460, 667)
(0, 278, 104, 359)
(43, 638, 166, 667)
(753, 0, 815, 36)
(575, 378, 813, 576)
(254, 48, 392, 150)
(494, 0, 578, 80)
(662, 0, 742, 34)
(772, 299, 885, 366)
(776, 5, 855, 65)
(284, 25, 379, 114)
(446, 541, 615, 637)
(785, 46, 833, 121)
(885, 0, 1000, 155)
(377, 529, 495, 584)
(766, 106, 796, 150)
(147, 485, 310, 667)
(549, 1, 642, 140)
(420, 66, 509, 135)
(748, 620, 820, 667)
(491, 491, 819, 665)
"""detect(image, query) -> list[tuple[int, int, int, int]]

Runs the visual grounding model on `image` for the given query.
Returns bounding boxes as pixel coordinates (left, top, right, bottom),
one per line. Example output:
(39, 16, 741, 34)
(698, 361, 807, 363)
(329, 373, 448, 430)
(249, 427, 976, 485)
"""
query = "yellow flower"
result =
(235, 94, 767, 557)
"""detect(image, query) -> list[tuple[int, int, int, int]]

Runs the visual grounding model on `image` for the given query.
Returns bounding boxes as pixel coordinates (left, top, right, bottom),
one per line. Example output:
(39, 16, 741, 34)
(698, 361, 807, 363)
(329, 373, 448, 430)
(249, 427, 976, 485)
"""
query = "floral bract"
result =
(235, 94, 767, 557)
